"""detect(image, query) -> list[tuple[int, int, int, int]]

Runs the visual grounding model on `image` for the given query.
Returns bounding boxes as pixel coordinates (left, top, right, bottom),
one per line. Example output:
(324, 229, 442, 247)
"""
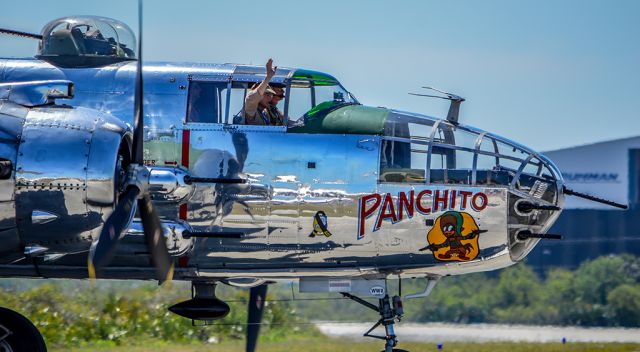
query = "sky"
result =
(1, 0, 639, 151)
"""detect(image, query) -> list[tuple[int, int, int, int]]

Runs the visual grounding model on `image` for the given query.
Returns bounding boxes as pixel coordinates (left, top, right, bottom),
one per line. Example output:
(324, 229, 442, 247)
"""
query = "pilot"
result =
(266, 86, 285, 126)
(242, 58, 277, 125)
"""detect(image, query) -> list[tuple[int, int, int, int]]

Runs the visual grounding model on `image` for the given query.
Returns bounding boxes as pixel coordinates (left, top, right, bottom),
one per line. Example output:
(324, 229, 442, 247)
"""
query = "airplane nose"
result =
(502, 150, 565, 262)
(380, 110, 565, 262)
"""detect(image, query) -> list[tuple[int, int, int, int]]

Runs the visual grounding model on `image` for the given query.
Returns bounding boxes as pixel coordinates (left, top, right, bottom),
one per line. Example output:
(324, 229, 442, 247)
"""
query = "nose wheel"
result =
(340, 292, 408, 352)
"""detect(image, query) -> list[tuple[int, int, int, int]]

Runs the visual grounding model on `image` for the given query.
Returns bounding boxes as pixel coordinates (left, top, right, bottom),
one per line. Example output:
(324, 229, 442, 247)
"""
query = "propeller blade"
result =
(138, 194, 174, 284)
(246, 284, 268, 352)
(88, 186, 140, 278)
(131, 0, 144, 164)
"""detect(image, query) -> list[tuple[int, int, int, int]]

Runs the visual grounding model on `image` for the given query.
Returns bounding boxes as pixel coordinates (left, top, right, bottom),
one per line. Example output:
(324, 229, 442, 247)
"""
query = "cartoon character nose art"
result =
(421, 211, 487, 262)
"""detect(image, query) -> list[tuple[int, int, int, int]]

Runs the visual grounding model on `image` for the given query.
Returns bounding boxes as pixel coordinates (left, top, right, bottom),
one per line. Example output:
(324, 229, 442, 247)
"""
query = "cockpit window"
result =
(286, 82, 312, 122)
(428, 124, 479, 184)
(186, 81, 226, 123)
(378, 118, 434, 183)
(379, 141, 427, 183)
(285, 79, 357, 123)
(378, 118, 559, 203)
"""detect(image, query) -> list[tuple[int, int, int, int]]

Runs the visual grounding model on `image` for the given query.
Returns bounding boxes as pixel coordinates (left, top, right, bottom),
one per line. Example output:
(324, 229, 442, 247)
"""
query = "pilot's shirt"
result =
(242, 89, 269, 125)
(266, 105, 283, 126)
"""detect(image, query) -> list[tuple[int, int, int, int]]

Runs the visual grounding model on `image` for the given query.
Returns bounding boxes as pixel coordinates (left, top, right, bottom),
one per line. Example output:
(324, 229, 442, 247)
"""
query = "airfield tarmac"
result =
(315, 322, 640, 343)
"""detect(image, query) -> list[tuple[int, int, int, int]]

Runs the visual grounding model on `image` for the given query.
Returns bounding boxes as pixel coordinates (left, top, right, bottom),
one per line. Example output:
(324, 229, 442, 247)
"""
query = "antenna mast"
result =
(409, 87, 465, 124)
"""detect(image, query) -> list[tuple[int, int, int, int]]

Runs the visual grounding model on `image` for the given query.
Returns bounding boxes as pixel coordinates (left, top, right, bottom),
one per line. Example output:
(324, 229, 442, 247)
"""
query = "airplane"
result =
(0, 13, 628, 352)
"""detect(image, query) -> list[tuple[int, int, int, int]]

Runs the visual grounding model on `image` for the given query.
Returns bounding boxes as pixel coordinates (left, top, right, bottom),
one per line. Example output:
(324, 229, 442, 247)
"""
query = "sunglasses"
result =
(275, 95, 285, 98)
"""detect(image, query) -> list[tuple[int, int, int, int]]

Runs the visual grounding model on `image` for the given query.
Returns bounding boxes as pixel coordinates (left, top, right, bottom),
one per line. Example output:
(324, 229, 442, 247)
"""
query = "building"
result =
(527, 136, 640, 272)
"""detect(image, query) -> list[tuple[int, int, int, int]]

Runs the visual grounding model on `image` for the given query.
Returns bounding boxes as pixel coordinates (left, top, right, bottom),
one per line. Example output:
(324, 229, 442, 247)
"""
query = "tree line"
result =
(0, 254, 638, 347)
(292, 254, 640, 327)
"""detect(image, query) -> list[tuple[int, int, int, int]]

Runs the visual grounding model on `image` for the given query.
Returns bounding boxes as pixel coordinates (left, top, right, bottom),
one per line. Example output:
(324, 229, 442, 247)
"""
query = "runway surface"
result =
(316, 322, 640, 343)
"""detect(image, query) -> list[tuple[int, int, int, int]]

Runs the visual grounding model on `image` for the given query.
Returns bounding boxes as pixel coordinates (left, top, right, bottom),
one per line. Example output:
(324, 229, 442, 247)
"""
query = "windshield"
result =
(286, 80, 357, 121)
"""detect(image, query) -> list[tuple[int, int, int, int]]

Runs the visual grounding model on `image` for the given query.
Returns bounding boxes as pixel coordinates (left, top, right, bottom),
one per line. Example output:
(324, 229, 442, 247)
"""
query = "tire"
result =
(0, 307, 47, 352)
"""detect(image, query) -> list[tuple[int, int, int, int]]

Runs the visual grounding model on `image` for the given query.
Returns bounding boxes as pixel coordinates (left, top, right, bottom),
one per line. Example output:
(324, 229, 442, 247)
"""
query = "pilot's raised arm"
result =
(243, 59, 277, 125)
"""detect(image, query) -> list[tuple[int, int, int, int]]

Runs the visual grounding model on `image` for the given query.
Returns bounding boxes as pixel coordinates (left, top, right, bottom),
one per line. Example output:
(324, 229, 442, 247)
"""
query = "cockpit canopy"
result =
(36, 16, 137, 68)
(186, 66, 359, 126)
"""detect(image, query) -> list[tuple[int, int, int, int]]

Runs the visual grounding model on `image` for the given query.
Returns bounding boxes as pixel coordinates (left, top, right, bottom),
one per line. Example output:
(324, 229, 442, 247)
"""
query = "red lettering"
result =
(416, 190, 432, 214)
(450, 190, 457, 209)
(459, 191, 472, 209)
(433, 190, 449, 212)
(397, 191, 415, 221)
(375, 193, 398, 231)
(471, 192, 488, 211)
(358, 193, 381, 239)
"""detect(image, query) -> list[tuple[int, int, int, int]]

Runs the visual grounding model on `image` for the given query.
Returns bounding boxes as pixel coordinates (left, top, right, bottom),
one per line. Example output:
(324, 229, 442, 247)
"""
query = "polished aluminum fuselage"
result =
(0, 59, 564, 281)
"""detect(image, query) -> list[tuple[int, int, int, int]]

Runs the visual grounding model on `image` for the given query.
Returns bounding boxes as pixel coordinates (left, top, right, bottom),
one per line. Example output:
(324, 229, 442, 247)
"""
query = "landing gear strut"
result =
(341, 292, 407, 352)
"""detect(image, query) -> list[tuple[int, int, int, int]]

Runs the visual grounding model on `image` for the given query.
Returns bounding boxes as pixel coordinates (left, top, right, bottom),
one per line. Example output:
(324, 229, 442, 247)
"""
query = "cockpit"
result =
(185, 66, 359, 127)
(36, 16, 137, 67)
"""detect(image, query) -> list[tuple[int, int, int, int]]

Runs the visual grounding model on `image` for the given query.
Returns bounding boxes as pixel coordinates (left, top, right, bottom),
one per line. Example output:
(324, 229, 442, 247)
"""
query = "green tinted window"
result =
(291, 69, 338, 86)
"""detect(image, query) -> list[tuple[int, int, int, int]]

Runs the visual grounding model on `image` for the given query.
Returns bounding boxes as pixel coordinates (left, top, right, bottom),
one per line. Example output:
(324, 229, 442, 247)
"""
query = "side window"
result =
(429, 124, 478, 184)
(186, 81, 226, 123)
(379, 140, 427, 183)
(221, 81, 286, 125)
(221, 84, 248, 124)
(379, 120, 433, 184)
(287, 83, 312, 121)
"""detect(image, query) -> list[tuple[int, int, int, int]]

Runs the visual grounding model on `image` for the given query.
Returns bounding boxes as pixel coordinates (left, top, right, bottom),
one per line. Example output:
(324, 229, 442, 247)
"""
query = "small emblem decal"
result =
(309, 211, 333, 238)
(420, 210, 487, 262)
(369, 285, 385, 297)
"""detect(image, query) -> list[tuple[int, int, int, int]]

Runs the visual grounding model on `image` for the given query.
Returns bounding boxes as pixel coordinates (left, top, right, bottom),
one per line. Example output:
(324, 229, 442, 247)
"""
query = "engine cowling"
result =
(0, 101, 131, 259)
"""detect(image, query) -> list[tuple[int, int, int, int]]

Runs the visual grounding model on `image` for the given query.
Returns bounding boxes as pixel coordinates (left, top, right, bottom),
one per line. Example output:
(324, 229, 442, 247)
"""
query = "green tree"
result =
(573, 255, 634, 305)
(607, 284, 640, 327)
(494, 264, 542, 306)
(569, 255, 635, 325)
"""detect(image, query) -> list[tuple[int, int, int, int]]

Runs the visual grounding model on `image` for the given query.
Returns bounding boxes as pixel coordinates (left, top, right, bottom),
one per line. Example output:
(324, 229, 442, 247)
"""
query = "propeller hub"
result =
(123, 164, 152, 196)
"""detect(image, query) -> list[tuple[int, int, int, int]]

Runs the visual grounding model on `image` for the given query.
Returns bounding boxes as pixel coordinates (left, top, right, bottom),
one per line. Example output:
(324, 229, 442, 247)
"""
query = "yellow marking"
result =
(87, 258, 96, 282)
(161, 263, 175, 287)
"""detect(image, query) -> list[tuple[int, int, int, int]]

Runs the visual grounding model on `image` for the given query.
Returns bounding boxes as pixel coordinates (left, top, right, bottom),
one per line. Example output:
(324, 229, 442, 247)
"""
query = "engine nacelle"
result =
(0, 101, 131, 258)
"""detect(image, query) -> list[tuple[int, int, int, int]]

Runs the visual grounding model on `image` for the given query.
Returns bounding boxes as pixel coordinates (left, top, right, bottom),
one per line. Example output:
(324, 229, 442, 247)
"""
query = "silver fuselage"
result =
(0, 59, 564, 281)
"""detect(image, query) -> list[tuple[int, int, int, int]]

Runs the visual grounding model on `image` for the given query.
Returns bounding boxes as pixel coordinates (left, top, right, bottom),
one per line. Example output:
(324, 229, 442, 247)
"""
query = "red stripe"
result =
(179, 204, 187, 220)
(181, 129, 190, 167)
(180, 129, 190, 220)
